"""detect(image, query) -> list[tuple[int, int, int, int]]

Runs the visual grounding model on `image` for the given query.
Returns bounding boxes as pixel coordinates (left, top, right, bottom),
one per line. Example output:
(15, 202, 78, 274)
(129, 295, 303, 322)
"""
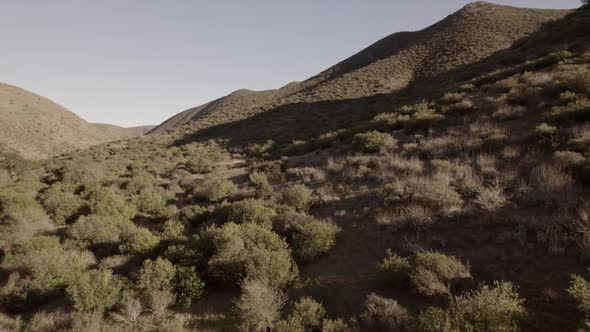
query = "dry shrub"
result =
(377, 154, 424, 181)
(382, 173, 463, 218)
(501, 146, 521, 160)
(492, 105, 526, 121)
(476, 153, 498, 178)
(530, 163, 574, 193)
(410, 250, 471, 296)
(249, 171, 273, 198)
(376, 206, 433, 229)
(326, 156, 345, 173)
(451, 162, 484, 198)
(353, 131, 398, 153)
(554, 151, 586, 167)
(574, 203, 590, 261)
(418, 135, 461, 158)
(361, 293, 410, 330)
(473, 182, 508, 212)
(440, 92, 465, 105)
(287, 167, 327, 184)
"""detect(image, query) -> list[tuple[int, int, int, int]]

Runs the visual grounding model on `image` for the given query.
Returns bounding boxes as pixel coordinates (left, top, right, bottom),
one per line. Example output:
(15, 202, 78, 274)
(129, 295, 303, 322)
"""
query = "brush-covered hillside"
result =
(0, 84, 151, 159)
(150, 2, 567, 135)
(1, 2, 590, 332)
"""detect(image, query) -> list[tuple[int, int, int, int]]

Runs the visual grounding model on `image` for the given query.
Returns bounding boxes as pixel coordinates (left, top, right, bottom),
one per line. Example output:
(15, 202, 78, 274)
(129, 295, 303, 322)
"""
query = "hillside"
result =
(150, 2, 568, 135)
(1, 2, 590, 332)
(0, 83, 151, 159)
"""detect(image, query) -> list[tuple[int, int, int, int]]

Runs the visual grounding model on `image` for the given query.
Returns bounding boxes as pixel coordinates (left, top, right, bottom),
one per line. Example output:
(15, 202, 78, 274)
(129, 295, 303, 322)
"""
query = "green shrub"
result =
(202, 222, 298, 288)
(568, 274, 590, 315)
(361, 293, 410, 331)
(119, 228, 160, 256)
(459, 84, 476, 93)
(84, 185, 136, 220)
(194, 174, 238, 202)
(416, 281, 526, 332)
(558, 69, 590, 94)
(560, 91, 584, 104)
(321, 319, 353, 332)
(66, 268, 126, 312)
(134, 187, 171, 218)
(372, 112, 407, 129)
(274, 318, 305, 332)
(555, 150, 586, 167)
(534, 123, 558, 136)
(440, 92, 464, 105)
(185, 156, 215, 174)
(290, 297, 327, 330)
(174, 266, 205, 307)
(247, 140, 275, 158)
(281, 184, 314, 212)
(4, 236, 95, 290)
(161, 219, 186, 240)
(378, 249, 411, 287)
(292, 219, 339, 261)
(227, 199, 278, 229)
(40, 184, 85, 225)
(125, 170, 157, 194)
(353, 131, 397, 153)
(68, 214, 134, 246)
(177, 205, 208, 225)
(446, 99, 474, 113)
(249, 171, 274, 198)
(410, 250, 471, 296)
(138, 257, 177, 293)
(548, 98, 590, 123)
(233, 279, 286, 332)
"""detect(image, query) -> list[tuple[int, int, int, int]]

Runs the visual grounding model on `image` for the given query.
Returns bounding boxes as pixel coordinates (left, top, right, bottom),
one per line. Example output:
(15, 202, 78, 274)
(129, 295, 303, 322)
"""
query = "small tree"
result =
(233, 279, 286, 331)
(174, 266, 205, 307)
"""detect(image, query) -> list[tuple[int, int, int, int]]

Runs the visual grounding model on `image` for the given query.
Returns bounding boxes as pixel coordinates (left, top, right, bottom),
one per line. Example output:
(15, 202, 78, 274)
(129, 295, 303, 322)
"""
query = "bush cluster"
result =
(352, 131, 397, 153)
(416, 281, 526, 332)
(201, 222, 299, 288)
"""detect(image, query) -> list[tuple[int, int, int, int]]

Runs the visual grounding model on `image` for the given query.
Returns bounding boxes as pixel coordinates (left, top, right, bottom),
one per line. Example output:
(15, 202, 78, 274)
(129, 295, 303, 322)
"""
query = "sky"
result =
(0, 0, 581, 127)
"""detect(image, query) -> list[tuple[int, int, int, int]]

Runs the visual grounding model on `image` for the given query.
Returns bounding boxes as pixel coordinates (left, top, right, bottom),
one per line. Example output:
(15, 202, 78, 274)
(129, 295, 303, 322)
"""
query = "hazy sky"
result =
(0, 1, 580, 127)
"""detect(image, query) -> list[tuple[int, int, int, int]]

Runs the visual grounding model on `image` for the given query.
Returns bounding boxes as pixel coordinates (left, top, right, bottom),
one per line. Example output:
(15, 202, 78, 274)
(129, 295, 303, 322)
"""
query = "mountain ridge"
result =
(149, 1, 569, 135)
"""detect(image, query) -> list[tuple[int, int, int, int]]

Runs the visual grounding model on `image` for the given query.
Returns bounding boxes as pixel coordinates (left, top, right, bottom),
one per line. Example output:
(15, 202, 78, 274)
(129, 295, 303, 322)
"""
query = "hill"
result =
(1, 2, 590, 332)
(0, 83, 151, 159)
(150, 2, 568, 135)
(93, 123, 155, 140)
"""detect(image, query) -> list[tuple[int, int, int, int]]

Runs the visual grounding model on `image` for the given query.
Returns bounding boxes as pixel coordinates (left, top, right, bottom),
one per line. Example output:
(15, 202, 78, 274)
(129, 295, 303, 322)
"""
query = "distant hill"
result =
(150, 2, 568, 134)
(0, 83, 151, 159)
(93, 123, 155, 140)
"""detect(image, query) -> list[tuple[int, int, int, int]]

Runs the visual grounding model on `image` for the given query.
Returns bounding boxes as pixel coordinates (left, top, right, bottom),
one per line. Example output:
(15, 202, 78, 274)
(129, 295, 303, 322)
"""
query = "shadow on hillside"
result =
(171, 6, 589, 150)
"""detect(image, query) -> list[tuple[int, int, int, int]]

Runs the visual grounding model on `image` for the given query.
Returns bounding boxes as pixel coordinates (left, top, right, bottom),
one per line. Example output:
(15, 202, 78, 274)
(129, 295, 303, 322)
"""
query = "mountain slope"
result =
(0, 83, 151, 159)
(150, 2, 568, 135)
